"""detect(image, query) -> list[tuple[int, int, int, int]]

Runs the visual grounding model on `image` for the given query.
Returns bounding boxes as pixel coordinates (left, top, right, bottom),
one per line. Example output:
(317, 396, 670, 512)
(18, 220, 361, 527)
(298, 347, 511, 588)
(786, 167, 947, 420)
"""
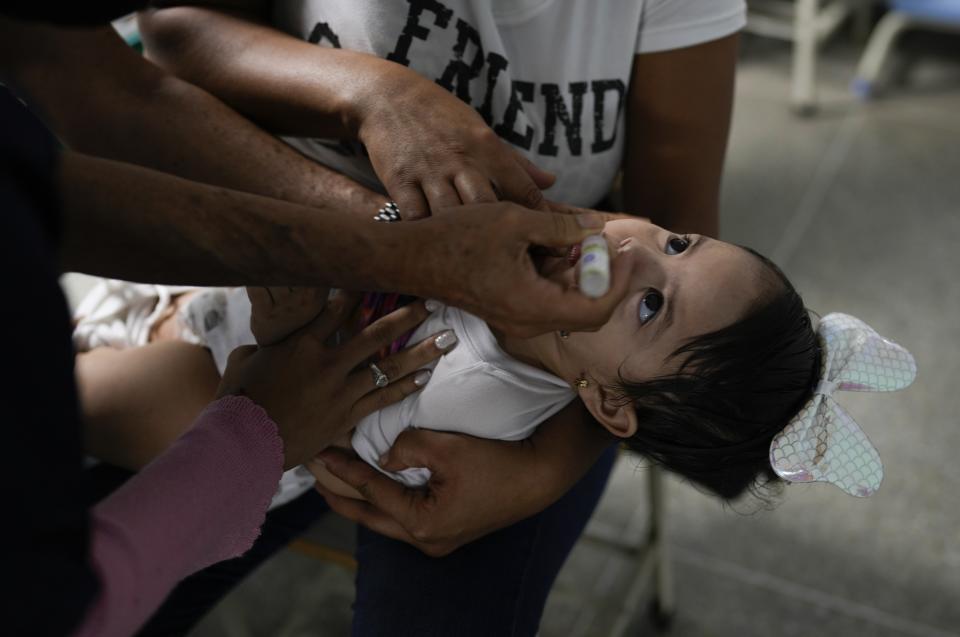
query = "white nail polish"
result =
(434, 330, 458, 350)
(414, 370, 432, 386)
(425, 299, 441, 312)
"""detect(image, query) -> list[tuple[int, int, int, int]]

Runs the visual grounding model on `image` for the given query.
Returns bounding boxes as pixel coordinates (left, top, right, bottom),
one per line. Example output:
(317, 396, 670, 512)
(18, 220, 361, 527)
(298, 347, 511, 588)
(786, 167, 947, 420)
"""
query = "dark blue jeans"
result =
(87, 444, 617, 637)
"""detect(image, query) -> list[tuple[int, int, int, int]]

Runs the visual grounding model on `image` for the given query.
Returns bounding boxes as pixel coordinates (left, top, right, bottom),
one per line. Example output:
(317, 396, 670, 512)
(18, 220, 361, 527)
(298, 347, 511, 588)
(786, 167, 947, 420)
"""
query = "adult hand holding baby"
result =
(312, 433, 539, 557)
(217, 293, 444, 470)
(310, 401, 611, 557)
(351, 59, 556, 218)
(353, 69, 638, 338)
(402, 202, 635, 339)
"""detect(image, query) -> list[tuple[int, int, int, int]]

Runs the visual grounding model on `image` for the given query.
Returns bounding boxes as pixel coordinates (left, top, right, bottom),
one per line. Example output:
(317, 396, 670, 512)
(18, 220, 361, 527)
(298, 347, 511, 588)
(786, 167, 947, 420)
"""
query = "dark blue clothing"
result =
(352, 444, 617, 637)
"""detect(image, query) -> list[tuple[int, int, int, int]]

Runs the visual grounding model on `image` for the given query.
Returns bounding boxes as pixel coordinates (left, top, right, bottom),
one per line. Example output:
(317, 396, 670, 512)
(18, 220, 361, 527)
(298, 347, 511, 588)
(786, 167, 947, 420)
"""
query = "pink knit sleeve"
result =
(73, 395, 284, 637)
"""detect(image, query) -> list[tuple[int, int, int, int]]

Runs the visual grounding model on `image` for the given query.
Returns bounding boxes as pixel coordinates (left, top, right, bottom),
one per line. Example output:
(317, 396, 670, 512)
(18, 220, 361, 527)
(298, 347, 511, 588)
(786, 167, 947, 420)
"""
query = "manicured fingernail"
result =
(414, 369, 432, 386)
(308, 458, 326, 470)
(425, 299, 441, 312)
(577, 214, 604, 229)
(434, 330, 458, 350)
(378, 454, 389, 466)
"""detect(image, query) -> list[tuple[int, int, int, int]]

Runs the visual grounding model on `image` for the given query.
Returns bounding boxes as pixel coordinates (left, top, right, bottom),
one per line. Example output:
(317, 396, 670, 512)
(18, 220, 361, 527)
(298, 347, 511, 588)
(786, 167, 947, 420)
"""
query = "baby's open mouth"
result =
(533, 244, 580, 285)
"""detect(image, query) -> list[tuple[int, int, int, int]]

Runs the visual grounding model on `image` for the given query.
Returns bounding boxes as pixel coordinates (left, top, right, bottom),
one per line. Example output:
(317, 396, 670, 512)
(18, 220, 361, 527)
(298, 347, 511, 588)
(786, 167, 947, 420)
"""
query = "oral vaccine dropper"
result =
(578, 235, 610, 298)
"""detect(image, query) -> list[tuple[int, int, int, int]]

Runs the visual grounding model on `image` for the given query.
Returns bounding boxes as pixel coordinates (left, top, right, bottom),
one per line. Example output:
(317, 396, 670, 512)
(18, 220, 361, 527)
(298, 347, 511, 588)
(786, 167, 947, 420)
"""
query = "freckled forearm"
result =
(94, 75, 386, 212)
(1, 17, 385, 215)
(57, 151, 408, 289)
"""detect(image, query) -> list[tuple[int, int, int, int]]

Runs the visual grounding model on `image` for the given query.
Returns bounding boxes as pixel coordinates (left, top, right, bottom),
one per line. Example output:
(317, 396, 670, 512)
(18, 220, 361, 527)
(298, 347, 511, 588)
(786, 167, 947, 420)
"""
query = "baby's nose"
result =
(616, 237, 657, 261)
(617, 240, 667, 283)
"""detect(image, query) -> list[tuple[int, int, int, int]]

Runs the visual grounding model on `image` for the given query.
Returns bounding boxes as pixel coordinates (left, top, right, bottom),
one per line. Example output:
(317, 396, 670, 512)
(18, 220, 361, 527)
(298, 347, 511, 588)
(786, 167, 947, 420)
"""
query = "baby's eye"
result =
(638, 291, 663, 324)
(665, 236, 690, 255)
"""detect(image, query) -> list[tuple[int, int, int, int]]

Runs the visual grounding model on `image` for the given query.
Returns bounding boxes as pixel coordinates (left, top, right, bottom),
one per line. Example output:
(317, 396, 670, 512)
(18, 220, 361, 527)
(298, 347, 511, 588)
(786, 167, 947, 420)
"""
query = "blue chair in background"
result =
(853, 0, 960, 97)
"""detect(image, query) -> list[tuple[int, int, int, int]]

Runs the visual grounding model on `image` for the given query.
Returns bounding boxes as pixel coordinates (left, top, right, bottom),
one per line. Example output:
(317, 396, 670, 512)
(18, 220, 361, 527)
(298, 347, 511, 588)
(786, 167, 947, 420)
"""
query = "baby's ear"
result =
(579, 382, 638, 438)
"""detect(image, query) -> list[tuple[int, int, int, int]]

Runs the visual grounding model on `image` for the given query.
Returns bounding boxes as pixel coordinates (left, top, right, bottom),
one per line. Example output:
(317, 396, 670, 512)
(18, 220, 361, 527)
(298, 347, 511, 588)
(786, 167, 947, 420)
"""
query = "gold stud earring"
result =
(559, 330, 570, 339)
(575, 378, 589, 389)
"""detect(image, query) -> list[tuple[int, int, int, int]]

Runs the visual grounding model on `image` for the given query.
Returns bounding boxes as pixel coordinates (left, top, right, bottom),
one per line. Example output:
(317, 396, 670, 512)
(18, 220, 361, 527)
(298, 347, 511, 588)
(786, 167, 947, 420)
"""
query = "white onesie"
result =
(352, 302, 576, 487)
(74, 283, 575, 496)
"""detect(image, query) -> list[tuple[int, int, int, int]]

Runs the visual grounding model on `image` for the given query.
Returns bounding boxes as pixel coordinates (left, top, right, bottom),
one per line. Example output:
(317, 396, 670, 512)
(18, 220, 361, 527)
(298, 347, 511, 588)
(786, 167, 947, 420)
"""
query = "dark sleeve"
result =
(0, 2, 150, 25)
(0, 87, 100, 635)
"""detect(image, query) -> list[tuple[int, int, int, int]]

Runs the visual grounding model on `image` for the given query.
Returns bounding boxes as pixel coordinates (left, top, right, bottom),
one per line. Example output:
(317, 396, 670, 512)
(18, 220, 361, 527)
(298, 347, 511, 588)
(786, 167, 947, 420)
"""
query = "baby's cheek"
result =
(584, 347, 627, 385)
(568, 328, 632, 382)
(612, 351, 660, 387)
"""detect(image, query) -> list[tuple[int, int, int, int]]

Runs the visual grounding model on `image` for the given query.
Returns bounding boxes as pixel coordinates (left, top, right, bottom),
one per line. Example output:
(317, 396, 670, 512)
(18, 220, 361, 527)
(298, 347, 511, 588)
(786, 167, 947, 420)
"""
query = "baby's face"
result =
(541, 218, 765, 387)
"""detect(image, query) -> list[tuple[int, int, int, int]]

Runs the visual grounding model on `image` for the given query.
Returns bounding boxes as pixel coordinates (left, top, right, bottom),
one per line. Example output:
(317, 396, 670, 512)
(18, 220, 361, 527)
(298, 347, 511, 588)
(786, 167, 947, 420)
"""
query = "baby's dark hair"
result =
(613, 248, 820, 501)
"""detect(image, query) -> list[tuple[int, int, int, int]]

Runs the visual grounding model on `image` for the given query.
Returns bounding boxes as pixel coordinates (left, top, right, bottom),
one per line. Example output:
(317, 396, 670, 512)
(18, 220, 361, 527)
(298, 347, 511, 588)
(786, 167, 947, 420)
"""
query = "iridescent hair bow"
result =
(769, 313, 916, 497)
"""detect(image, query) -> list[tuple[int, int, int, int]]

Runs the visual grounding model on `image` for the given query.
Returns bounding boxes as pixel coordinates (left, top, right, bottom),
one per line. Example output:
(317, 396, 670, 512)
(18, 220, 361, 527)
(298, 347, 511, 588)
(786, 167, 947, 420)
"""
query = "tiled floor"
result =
(183, 33, 960, 637)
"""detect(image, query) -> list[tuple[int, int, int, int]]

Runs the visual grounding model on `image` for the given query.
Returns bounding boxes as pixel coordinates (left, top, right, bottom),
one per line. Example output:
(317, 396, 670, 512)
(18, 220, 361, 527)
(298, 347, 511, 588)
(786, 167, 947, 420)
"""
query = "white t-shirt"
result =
(273, 0, 746, 206)
(352, 303, 576, 487)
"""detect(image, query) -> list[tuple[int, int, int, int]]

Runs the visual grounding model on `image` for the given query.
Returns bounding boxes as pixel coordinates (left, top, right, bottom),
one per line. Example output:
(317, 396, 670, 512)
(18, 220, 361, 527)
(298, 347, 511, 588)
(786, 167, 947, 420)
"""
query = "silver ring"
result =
(369, 362, 390, 388)
(373, 201, 401, 223)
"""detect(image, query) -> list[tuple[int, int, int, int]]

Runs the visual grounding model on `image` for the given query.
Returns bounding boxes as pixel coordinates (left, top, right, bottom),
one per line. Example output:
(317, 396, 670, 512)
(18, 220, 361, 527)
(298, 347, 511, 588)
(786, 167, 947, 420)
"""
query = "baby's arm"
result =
(311, 436, 365, 500)
(79, 286, 327, 470)
(247, 286, 329, 345)
(77, 341, 221, 470)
